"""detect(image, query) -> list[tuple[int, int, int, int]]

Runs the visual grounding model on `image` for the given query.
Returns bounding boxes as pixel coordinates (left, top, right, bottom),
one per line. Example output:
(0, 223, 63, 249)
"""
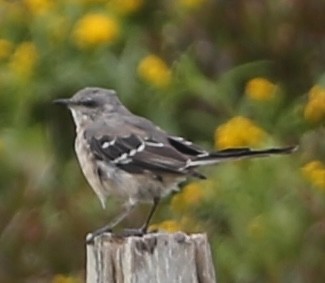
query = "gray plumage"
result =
(54, 87, 296, 240)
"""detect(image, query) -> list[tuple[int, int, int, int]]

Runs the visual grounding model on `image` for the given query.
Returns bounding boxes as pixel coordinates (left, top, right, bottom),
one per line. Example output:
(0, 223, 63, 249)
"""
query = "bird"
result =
(54, 87, 296, 242)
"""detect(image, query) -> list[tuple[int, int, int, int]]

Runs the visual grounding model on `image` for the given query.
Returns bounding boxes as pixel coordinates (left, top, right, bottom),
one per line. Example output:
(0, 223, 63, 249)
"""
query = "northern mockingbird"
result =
(54, 87, 296, 242)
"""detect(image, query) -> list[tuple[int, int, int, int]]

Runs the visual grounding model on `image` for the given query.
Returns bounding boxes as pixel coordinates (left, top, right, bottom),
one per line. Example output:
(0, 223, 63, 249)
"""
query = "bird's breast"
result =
(74, 133, 108, 208)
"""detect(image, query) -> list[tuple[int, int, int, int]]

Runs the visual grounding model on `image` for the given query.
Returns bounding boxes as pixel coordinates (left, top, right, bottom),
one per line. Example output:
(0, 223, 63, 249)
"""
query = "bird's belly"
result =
(74, 134, 185, 206)
(128, 174, 185, 203)
(75, 136, 109, 208)
(97, 162, 185, 203)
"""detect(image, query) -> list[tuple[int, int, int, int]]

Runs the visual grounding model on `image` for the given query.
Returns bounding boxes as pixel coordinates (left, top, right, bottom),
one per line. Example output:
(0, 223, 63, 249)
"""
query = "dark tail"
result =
(187, 145, 297, 167)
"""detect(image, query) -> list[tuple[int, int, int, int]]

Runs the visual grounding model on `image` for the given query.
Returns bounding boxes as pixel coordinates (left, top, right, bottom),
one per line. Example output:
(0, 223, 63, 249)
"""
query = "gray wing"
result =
(89, 134, 188, 175)
(85, 114, 208, 177)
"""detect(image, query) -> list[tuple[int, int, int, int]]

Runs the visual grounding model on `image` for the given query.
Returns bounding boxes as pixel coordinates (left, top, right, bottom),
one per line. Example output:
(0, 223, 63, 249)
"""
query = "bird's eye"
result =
(81, 99, 97, 107)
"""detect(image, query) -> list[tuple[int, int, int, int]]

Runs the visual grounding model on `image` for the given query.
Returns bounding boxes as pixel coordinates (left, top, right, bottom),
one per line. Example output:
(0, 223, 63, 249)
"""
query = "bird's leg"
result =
(122, 197, 160, 237)
(86, 201, 136, 244)
(141, 197, 160, 233)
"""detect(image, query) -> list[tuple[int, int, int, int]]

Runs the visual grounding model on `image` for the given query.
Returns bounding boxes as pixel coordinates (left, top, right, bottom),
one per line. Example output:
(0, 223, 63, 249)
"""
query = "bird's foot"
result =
(86, 227, 113, 245)
(86, 226, 158, 244)
(120, 226, 159, 237)
(120, 227, 146, 237)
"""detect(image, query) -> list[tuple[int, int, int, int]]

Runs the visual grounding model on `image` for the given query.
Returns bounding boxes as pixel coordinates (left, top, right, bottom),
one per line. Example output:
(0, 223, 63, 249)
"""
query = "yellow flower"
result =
(9, 42, 38, 78)
(24, 0, 53, 15)
(72, 13, 119, 48)
(0, 39, 13, 60)
(308, 85, 324, 100)
(52, 274, 80, 283)
(171, 182, 204, 213)
(245, 77, 278, 101)
(137, 54, 171, 88)
(77, 0, 107, 4)
(149, 220, 182, 233)
(215, 116, 267, 149)
(303, 85, 325, 123)
(110, 0, 144, 15)
(301, 160, 325, 191)
(177, 0, 206, 10)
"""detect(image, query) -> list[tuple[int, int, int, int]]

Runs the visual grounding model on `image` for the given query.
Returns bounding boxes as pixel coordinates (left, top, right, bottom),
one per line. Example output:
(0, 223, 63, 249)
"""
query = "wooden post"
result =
(86, 232, 216, 283)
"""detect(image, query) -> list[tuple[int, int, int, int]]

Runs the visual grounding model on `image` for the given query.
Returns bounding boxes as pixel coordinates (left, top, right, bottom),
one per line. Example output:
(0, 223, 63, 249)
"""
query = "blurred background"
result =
(0, 0, 324, 282)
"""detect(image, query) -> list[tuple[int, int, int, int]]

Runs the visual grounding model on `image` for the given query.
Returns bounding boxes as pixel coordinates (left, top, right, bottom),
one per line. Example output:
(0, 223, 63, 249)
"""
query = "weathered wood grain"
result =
(86, 232, 216, 283)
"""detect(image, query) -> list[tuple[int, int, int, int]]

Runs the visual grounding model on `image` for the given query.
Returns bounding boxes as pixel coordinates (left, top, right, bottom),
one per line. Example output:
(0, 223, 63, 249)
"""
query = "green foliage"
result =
(0, 0, 325, 282)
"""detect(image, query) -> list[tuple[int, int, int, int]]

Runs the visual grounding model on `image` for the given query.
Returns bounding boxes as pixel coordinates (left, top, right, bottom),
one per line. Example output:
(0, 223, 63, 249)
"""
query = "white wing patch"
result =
(111, 140, 145, 164)
(102, 139, 116, 149)
(197, 151, 209, 157)
(137, 143, 145, 152)
(144, 138, 165, 147)
(171, 136, 193, 146)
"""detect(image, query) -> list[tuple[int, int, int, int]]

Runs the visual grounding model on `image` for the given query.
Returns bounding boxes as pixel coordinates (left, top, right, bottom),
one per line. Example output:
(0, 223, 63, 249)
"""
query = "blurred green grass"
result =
(0, 0, 325, 282)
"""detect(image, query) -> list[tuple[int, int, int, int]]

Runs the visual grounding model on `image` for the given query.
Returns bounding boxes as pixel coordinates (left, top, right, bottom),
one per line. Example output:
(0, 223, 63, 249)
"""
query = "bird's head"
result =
(53, 87, 125, 130)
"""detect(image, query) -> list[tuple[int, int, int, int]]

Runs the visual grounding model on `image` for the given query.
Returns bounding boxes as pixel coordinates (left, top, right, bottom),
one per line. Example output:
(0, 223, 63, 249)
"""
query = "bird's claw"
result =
(86, 226, 158, 244)
(86, 227, 113, 244)
(120, 227, 146, 237)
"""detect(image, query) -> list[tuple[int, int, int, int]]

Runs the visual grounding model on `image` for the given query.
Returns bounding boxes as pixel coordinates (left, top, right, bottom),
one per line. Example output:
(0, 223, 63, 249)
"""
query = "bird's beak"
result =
(53, 98, 73, 106)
